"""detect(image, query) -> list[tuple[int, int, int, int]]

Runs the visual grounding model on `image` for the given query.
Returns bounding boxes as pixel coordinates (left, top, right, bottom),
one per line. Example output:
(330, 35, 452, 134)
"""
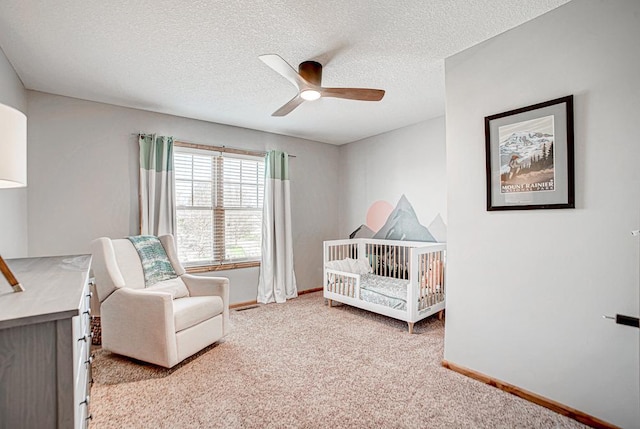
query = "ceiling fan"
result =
(259, 54, 386, 117)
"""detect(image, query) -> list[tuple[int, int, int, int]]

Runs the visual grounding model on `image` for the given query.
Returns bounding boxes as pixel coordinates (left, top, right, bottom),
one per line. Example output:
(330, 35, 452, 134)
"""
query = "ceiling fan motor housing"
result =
(298, 61, 322, 86)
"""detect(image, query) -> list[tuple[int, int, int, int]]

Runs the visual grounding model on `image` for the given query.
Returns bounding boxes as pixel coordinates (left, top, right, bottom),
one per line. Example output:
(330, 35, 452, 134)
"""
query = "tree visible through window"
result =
(174, 148, 264, 266)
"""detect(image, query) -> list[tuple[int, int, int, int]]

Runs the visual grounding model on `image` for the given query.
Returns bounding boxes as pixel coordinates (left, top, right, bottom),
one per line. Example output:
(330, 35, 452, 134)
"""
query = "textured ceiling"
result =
(0, 0, 570, 145)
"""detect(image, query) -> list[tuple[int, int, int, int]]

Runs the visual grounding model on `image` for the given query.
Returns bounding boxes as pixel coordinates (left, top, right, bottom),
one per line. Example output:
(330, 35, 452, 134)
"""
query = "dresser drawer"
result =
(75, 355, 91, 429)
(73, 317, 89, 376)
(72, 286, 92, 383)
(72, 281, 93, 429)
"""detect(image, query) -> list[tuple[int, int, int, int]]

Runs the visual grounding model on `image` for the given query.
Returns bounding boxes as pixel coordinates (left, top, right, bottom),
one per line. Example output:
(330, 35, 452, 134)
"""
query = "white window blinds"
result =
(174, 149, 265, 266)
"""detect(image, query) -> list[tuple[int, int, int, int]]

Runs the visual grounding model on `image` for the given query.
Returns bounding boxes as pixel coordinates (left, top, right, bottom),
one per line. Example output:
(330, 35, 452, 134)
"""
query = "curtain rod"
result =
(131, 133, 296, 158)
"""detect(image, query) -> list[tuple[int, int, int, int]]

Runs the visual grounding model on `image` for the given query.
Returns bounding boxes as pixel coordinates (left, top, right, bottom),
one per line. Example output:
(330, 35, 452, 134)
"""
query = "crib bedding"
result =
(330, 273, 442, 311)
(359, 273, 409, 310)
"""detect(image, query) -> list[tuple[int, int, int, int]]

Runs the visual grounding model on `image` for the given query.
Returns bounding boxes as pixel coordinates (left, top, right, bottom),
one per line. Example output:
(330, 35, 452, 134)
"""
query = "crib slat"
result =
(421, 253, 424, 309)
(422, 252, 426, 308)
(420, 254, 423, 298)
(366, 243, 370, 269)
(352, 276, 355, 298)
(392, 245, 395, 278)
(403, 242, 408, 281)
(394, 245, 398, 279)
(431, 252, 435, 305)
(430, 252, 435, 292)
(390, 246, 398, 278)
(431, 252, 436, 305)
(404, 246, 407, 280)
(418, 253, 423, 309)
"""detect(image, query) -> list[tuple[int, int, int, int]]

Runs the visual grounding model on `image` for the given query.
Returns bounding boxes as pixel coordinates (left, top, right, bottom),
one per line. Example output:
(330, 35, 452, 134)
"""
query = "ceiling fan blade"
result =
(259, 54, 310, 89)
(272, 94, 305, 117)
(320, 87, 385, 101)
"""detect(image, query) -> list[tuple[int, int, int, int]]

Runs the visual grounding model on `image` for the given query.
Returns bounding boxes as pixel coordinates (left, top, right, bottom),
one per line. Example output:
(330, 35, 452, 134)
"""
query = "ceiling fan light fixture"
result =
(300, 89, 321, 101)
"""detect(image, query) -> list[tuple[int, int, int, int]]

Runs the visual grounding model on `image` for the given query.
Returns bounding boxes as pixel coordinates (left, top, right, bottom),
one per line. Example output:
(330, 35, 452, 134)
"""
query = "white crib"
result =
(323, 238, 446, 333)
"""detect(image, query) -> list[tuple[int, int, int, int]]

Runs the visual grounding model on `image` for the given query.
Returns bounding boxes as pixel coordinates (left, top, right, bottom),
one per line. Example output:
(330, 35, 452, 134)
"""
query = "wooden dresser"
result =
(0, 255, 93, 429)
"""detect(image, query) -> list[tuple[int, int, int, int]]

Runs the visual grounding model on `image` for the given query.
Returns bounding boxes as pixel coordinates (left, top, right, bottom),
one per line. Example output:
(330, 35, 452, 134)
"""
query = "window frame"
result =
(173, 142, 265, 272)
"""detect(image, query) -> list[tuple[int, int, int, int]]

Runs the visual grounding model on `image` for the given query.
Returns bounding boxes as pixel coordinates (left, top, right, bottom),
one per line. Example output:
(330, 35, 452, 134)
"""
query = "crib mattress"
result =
(359, 273, 409, 311)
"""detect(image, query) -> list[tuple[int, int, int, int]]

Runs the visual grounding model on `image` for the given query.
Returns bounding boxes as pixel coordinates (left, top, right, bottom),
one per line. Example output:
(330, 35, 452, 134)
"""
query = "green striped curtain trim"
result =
(265, 150, 289, 180)
(139, 134, 174, 172)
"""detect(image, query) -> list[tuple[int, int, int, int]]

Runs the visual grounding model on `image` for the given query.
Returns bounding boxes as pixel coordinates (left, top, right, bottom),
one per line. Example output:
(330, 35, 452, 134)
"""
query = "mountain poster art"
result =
(499, 115, 555, 194)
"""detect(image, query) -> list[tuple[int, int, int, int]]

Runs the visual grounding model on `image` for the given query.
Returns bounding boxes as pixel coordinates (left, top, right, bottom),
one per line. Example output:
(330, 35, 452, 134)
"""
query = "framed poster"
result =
(485, 95, 575, 211)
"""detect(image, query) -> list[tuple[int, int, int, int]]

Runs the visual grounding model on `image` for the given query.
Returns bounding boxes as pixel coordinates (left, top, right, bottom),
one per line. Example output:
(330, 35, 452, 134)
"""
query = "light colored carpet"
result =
(90, 292, 587, 429)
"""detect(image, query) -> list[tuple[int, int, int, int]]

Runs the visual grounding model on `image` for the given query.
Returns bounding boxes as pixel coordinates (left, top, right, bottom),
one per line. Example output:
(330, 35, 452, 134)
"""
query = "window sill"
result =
(185, 260, 261, 274)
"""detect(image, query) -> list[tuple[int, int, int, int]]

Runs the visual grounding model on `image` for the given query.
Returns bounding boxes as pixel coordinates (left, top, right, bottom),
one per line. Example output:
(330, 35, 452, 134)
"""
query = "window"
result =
(174, 147, 265, 268)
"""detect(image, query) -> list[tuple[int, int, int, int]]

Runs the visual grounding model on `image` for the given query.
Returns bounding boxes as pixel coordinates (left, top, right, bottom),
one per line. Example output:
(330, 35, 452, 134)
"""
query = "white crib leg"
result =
(327, 299, 332, 308)
(408, 322, 414, 334)
(438, 310, 444, 320)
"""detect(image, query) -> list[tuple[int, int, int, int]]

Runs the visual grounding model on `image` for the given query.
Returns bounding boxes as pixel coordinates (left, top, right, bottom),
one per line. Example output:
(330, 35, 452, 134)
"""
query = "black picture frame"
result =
(485, 95, 575, 211)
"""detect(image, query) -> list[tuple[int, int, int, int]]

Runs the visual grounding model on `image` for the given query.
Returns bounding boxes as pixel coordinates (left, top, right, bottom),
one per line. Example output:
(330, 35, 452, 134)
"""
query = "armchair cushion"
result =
(173, 296, 224, 332)
(146, 277, 190, 299)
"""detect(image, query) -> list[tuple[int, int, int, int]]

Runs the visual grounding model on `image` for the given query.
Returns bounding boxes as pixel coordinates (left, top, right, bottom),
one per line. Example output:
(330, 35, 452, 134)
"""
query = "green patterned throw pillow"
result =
(127, 235, 178, 287)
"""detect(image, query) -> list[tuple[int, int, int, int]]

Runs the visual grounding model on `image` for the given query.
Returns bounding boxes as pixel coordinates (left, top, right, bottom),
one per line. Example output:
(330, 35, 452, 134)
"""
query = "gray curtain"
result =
(138, 134, 175, 236)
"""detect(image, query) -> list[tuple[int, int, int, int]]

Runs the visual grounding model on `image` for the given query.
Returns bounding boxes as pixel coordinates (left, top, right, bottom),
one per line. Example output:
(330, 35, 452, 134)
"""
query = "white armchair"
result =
(90, 234, 229, 368)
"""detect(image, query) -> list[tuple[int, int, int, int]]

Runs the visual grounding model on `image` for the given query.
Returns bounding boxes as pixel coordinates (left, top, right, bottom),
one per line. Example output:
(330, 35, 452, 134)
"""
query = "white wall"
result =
(26, 91, 339, 303)
(444, 1, 639, 427)
(0, 46, 28, 258)
(338, 118, 446, 238)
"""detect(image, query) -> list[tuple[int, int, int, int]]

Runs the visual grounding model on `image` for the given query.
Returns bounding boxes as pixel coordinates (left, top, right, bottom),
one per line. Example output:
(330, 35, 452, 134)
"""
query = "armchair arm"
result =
(181, 274, 228, 297)
(181, 274, 230, 335)
(90, 237, 126, 302)
(101, 288, 178, 367)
